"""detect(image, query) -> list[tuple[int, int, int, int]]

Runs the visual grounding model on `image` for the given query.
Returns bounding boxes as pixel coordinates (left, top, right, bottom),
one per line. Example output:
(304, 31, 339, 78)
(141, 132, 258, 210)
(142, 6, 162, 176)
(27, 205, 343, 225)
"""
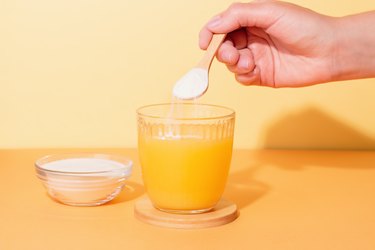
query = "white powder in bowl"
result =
(41, 158, 127, 173)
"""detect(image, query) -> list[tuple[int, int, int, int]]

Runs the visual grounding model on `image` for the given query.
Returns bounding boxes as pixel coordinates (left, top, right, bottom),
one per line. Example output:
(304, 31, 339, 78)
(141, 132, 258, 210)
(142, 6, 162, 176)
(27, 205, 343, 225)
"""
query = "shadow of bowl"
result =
(107, 181, 145, 205)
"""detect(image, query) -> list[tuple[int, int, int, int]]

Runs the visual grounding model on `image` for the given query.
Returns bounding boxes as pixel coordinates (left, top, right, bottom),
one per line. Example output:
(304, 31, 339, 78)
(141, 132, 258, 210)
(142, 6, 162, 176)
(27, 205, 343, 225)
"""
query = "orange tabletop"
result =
(1, 149, 375, 250)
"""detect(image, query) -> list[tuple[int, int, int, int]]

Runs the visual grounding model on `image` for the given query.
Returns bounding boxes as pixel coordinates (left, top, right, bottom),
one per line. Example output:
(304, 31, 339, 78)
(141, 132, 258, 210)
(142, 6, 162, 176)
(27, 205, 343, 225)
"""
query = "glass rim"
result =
(136, 103, 235, 120)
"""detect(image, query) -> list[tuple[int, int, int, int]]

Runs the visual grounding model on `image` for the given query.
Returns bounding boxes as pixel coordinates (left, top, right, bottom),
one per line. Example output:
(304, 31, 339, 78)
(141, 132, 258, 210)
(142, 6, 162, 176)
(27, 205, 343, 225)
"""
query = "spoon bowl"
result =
(173, 34, 226, 100)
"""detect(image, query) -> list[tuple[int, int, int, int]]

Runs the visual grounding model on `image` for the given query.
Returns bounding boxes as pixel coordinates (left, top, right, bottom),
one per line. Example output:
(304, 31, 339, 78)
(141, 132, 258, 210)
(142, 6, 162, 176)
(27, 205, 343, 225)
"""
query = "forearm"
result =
(332, 11, 375, 81)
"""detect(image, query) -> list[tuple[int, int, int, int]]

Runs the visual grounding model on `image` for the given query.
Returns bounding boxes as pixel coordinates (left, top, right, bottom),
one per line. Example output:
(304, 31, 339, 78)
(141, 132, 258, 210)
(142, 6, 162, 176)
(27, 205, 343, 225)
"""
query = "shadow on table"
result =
(108, 181, 145, 205)
(259, 106, 375, 170)
(250, 150, 375, 171)
(224, 161, 269, 210)
(261, 106, 375, 151)
(224, 106, 375, 209)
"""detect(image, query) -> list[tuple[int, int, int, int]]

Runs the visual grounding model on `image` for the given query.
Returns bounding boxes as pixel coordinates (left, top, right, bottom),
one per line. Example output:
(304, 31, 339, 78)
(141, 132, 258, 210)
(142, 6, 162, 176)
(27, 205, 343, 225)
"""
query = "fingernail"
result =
(207, 15, 222, 28)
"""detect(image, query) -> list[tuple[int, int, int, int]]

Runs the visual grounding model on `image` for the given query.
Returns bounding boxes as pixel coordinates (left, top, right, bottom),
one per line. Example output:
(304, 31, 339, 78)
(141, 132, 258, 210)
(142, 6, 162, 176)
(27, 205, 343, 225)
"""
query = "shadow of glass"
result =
(224, 164, 269, 210)
(223, 150, 270, 210)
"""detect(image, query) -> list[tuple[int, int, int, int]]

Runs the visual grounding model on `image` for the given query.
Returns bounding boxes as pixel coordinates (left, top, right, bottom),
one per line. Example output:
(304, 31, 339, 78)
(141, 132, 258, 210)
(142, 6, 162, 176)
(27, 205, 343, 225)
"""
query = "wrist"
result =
(332, 12, 375, 82)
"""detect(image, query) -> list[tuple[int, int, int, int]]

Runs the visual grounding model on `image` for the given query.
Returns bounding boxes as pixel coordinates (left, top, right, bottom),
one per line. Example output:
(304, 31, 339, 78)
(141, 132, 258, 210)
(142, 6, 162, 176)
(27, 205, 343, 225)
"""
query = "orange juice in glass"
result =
(137, 103, 235, 214)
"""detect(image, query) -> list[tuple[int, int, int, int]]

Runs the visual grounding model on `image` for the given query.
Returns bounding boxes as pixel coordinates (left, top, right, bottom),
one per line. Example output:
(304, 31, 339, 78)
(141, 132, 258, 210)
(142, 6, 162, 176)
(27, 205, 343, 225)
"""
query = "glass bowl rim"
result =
(35, 153, 133, 175)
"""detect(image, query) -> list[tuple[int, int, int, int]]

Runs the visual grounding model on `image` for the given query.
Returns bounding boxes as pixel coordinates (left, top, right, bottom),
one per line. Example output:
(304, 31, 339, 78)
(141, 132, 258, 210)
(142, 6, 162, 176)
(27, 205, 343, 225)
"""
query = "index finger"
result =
(199, 1, 283, 49)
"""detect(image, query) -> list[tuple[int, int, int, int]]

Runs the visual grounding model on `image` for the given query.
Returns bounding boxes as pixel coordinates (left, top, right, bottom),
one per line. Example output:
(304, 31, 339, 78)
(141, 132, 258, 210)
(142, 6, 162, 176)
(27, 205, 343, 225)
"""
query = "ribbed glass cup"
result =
(137, 103, 235, 214)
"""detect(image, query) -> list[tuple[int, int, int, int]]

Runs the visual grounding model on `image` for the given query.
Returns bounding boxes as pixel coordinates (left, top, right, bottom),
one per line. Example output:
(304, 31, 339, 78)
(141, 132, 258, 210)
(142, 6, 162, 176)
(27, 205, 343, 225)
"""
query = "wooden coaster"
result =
(134, 197, 239, 229)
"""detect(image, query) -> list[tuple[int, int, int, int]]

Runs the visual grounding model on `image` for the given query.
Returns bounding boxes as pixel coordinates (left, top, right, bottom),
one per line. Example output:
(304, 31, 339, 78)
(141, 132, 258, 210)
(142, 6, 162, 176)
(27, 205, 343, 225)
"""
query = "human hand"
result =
(199, 1, 338, 87)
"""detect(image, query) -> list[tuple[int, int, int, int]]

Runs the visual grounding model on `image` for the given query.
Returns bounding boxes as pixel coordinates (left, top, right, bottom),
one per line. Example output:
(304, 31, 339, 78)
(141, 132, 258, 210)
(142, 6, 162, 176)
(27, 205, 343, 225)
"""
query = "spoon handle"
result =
(196, 33, 226, 70)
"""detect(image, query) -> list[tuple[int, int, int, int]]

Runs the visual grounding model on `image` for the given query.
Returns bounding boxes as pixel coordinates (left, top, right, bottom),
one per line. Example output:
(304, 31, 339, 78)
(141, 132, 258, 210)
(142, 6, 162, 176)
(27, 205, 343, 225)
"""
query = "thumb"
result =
(206, 2, 282, 33)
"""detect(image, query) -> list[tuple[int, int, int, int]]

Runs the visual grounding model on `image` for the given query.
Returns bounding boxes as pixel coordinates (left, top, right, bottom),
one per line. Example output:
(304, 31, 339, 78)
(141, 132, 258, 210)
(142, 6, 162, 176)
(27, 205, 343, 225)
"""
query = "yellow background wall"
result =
(1, 0, 375, 149)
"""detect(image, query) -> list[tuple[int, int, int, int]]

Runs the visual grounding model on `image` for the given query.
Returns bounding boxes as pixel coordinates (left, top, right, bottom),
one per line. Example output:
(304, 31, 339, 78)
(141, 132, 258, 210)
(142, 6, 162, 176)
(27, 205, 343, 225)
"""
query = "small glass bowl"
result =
(35, 153, 133, 206)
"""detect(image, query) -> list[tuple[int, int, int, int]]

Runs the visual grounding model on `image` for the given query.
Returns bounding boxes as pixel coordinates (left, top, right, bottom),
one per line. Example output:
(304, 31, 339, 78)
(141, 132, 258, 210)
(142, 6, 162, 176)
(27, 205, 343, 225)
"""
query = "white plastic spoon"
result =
(173, 33, 226, 100)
